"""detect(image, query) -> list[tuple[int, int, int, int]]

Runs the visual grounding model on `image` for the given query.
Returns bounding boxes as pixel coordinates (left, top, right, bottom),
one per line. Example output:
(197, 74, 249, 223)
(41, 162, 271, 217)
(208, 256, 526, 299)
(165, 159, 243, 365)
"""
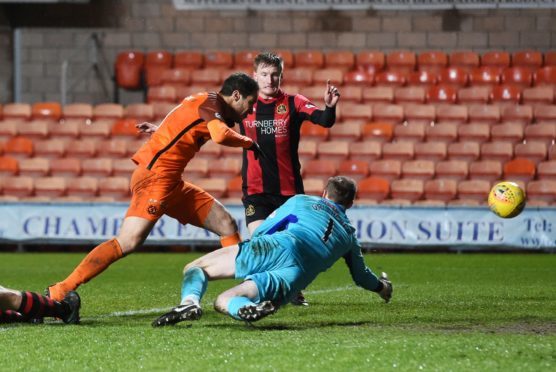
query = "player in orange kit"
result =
(46, 73, 264, 302)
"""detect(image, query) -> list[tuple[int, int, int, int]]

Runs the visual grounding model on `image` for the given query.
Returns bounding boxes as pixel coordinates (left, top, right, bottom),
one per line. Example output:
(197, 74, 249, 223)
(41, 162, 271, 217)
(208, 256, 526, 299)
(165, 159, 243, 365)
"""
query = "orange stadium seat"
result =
(190, 68, 222, 86)
(357, 177, 390, 202)
(447, 142, 480, 162)
(0, 120, 18, 140)
(152, 102, 177, 121)
(534, 105, 556, 124)
(275, 50, 295, 68)
(394, 87, 426, 103)
(424, 179, 457, 202)
(480, 141, 514, 162)
(490, 85, 522, 104)
(381, 142, 414, 161)
(522, 87, 554, 106)
(457, 123, 490, 143)
(372, 103, 404, 124)
(426, 85, 457, 104)
(125, 104, 154, 122)
(435, 105, 468, 125)
(98, 177, 129, 200)
(537, 161, 556, 180)
(303, 159, 337, 181)
(325, 51, 355, 70)
(93, 103, 124, 120)
(403, 104, 435, 125)
(50, 158, 81, 177)
(512, 50, 543, 71)
(449, 51, 480, 72)
(112, 158, 136, 177)
(349, 141, 381, 161)
(4, 136, 33, 159)
(147, 86, 177, 103)
(338, 160, 369, 181)
(313, 68, 344, 86)
(386, 51, 416, 73)
(160, 68, 191, 88)
(328, 122, 362, 142)
(174, 51, 204, 69)
(66, 177, 98, 198)
(339, 86, 363, 102)
(374, 71, 407, 87)
(300, 122, 329, 141)
(3, 176, 34, 198)
(437, 67, 469, 87)
(234, 50, 258, 68)
(490, 123, 524, 143)
(393, 123, 426, 143)
(34, 177, 66, 198)
(48, 121, 80, 139)
(33, 139, 65, 159)
(457, 86, 491, 104)
(370, 159, 401, 180)
(468, 160, 502, 182)
(469, 66, 501, 86)
(303, 178, 325, 196)
(457, 180, 490, 203)
(17, 121, 49, 140)
(417, 51, 448, 73)
(501, 67, 533, 88)
(468, 104, 500, 125)
(65, 139, 97, 158)
(401, 160, 435, 180)
(361, 122, 393, 142)
(204, 51, 233, 69)
(208, 158, 241, 179)
(297, 140, 317, 160)
(425, 123, 458, 143)
(524, 123, 556, 145)
(115, 51, 144, 90)
(295, 50, 325, 69)
(514, 142, 547, 164)
(317, 141, 349, 162)
(31, 102, 62, 121)
(81, 158, 113, 177)
(300, 86, 326, 103)
(481, 51, 510, 69)
(80, 122, 111, 139)
(183, 158, 209, 181)
(283, 67, 313, 86)
(220, 144, 242, 160)
(544, 51, 556, 66)
(0, 156, 18, 176)
(3, 103, 31, 120)
(390, 179, 423, 202)
(338, 103, 372, 121)
(535, 66, 556, 86)
(407, 70, 437, 86)
(435, 160, 468, 181)
(356, 51, 385, 72)
(503, 158, 536, 182)
(62, 103, 93, 122)
(144, 50, 173, 86)
(527, 180, 556, 204)
(414, 142, 447, 161)
(362, 87, 394, 103)
(111, 119, 140, 139)
(500, 105, 533, 125)
(97, 139, 128, 158)
(226, 176, 242, 200)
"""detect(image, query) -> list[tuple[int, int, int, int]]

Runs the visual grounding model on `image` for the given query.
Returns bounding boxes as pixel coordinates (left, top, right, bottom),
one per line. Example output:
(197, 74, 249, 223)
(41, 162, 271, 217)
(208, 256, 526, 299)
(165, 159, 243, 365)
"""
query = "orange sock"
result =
(220, 232, 241, 247)
(49, 239, 124, 301)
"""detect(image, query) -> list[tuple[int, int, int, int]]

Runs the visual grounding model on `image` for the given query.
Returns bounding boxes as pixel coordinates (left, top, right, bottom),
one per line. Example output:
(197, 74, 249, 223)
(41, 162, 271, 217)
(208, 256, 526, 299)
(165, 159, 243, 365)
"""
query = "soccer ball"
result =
(488, 181, 526, 218)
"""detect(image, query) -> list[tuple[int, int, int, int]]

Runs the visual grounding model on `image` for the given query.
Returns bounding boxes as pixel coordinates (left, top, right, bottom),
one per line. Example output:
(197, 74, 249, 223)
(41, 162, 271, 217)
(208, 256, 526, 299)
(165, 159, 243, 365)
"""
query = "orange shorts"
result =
(125, 167, 215, 227)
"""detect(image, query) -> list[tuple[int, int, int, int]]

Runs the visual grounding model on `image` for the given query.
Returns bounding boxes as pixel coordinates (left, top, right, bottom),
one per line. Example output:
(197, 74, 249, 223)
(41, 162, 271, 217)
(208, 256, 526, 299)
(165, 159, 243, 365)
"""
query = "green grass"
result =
(0, 253, 555, 371)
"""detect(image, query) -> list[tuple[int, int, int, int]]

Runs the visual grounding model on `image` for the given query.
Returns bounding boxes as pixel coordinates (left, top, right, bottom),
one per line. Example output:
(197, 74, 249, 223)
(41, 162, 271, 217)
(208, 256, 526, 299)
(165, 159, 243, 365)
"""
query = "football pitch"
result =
(0, 252, 554, 371)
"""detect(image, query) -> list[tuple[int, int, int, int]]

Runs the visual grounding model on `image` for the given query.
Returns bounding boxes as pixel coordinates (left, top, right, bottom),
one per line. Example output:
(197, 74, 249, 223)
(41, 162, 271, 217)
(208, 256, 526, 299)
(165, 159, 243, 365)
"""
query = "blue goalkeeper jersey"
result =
(252, 194, 379, 292)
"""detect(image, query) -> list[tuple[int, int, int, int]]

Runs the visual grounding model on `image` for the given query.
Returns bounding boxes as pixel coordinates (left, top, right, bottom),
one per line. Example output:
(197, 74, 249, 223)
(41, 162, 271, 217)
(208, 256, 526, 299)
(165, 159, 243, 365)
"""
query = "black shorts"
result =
(242, 193, 294, 225)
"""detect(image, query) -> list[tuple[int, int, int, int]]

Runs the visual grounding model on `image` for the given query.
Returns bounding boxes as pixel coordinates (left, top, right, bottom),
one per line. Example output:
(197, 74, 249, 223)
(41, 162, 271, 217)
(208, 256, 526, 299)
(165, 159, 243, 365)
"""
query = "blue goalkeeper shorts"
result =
(235, 233, 302, 305)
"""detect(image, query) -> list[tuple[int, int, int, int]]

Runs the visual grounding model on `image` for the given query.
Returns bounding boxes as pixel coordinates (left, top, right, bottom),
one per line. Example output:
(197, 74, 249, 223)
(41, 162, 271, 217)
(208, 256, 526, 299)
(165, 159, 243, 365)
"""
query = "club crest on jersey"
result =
(276, 104, 288, 114)
(245, 204, 256, 217)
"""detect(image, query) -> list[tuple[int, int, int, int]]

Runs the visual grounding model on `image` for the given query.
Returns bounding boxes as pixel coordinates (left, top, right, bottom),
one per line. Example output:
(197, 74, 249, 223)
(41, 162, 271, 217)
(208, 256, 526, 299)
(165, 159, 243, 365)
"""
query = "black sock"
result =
(17, 291, 69, 319)
(0, 310, 25, 323)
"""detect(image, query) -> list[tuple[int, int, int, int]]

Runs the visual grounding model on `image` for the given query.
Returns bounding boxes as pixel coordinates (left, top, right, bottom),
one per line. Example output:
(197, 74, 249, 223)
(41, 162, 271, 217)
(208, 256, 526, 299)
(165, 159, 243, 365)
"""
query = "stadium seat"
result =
(295, 50, 324, 69)
(526, 180, 556, 204)
(490, 123, 524, 143)
(81, 158, 113, 177)
(283, 67, 314, 86)
(338, 103, 372, 121)
(97, 139, 128, 158)
(66, 177, 98, 198)
(208, 158, 241, 179)
(80, 122, 111, 139)
(3, 103, 31, 120)
(424, 179, 457, 202)
(220, 145, 242, 160)
(62, 103, 93, 122)
(111, 118, 140, 138)
(467, 104, 500, 125)
(225, 175, 243, 200)
(190, 68, 223, 86)
(34, 177, 66, 198)
(152, 102, 177, 121)
(437, 67, 469, 87)
(18, 158, 49, 177)
(481, 51, 510, 70)
(183, 158, 209, 181)
(490, 85, 522, 104)
(349, 141, 381, 161)
(355, 51, 385, 72)
(390, 179, 424, 202)
(31, 102, 62, 121)
(204, 51, 233, 69)
(17, 121, 49, 140)
(523, 87, 554, 106)
(160, 68, 191, 88)
(147, 86, 177, 103)
(299, 86, 326, 103)
(403, 104, 435, 125)
(343, 70, 374, 86)
(325, 51, 355, 70)
(435, 105, 468, 125)
(500, 105, 533, 125)
(357, 177, 389, 202)
(401, 160, 435, 180)
(524, 123, 556, 145)
(514, 142, 548, 164)
(512, 50, 543, 71)
(112, 158, 136, 177)
(414, 141, 447, 161)
(393, 123, 426, 143)
(380, 198, 412, 206)
(449, 51, 480, 72)
(97, 176, 130, 200)
(302, 178, 325, 196)
(93, 104, 124, 122)
(413, 199, 446, 207)
(394, 87, 426, 104)
(417, 51, 448, 73)
(0, 156, 18, 176)
(447, 142, 480, 162)
(534, 105, 556, 124)
(425, 123, 458, 143)
(317, 141, 350, 162)
(435, 160, 468, 181)
(448, 199, 481, 206)
(233, 50, 258, 68)
(339, 86, 363, 103)
(4, 137, 33, 159)
(468, 160, 502, 182)
(0, 120, 18, 140)
(144, 50, 173, 86)
(300, 122, 329, 141)
(457, 123, 490, 143)
(174, 51, 204, 69)
(501, 67, 533, 88)
(48, 121, 80, 139)
(534, 66, 556, 86)
(328, 122, 362, 142)
(369, 159, 402, 180)
(50, 158, 81, 177)
(372, 104, 404, 124)
(544, 51, 556, 66)
(362, 87, 394, 103)
(537, 161, 556, 180)
(274, 50, 295, 68)
(426, 85, 457, 104)
(362, 122, 394, 142)
(382, 142, 414, 161)
(297, 140, 317, 160)
(338, 160, 369, 181)
(124, 104, 154, 122)
(468, 66, 501, 86)
(407, 70, 437, 86)
(457, 86, 491, 104)
(457, 180, 490, 203)
(303, 159, 337, 181)
(374, 71, 407, 87)
(313, 68, 344, 86)
(114, 51, 144, 90)
(2, 176, 34, 198)
(196, 141, 221, 159)
(386, 51, 416, 73)
(65, 139, 97, 158)
(480, 142, 514, 162)
(503, 158, 536, 182)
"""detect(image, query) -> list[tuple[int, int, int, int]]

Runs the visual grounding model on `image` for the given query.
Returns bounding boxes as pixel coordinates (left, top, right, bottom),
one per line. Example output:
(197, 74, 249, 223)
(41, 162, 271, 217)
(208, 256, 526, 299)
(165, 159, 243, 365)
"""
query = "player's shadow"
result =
(204, 319, 374, 331)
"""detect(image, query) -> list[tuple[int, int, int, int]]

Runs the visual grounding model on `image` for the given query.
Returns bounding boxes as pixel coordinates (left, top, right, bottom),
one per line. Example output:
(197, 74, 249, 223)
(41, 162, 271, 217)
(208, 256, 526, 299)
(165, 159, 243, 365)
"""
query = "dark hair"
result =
(325, 176, 357, 207)
(254, 52, 283, 74)
(220, 72, 259, 98)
